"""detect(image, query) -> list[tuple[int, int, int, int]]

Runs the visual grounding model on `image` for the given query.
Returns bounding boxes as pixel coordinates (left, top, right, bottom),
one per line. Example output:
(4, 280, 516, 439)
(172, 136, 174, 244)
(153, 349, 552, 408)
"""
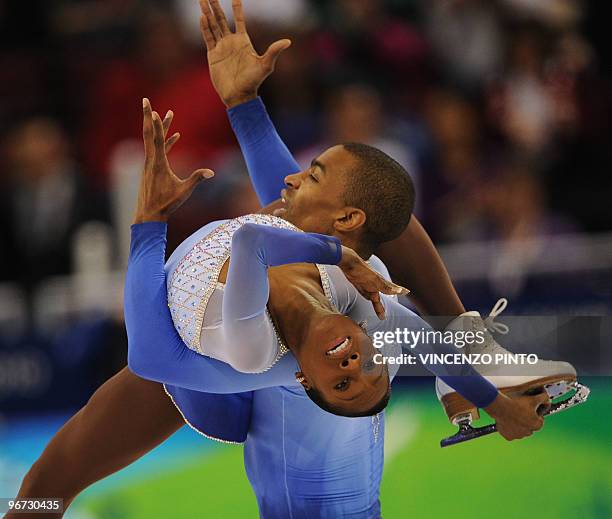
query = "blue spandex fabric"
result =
(126, 99, 500, 405)
(125, 97, 498, 518)
(126, 221, 498, 406)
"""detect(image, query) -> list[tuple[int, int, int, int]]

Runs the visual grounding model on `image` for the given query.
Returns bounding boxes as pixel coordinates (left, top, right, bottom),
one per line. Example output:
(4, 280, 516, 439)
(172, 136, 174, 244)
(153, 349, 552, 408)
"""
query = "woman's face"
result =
(295, 314, 390, 415)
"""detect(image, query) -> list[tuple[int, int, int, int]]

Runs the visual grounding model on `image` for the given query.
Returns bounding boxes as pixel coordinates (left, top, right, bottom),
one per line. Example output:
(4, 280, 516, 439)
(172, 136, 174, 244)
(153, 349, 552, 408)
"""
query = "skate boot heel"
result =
(441, 392, 479, 425)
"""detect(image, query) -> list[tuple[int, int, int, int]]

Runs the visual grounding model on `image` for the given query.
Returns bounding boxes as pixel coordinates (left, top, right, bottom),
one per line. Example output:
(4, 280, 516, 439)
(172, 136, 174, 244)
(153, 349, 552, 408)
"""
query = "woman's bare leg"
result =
(5, 367, 183, 518)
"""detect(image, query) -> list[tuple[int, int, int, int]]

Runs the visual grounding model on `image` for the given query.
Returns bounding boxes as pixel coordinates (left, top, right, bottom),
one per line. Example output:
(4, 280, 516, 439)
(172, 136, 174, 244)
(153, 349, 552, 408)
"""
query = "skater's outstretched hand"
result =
(339, 245, 410, 320)
(199, 0, 291, 108)
(485, 391, 550, 441)
(134, 98, 215, 224)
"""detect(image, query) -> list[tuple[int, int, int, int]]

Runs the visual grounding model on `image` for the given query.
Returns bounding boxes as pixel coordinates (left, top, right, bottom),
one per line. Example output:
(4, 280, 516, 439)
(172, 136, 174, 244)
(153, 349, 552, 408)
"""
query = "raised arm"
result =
(125, 220, 298, 390)
(228, 98, 299, 205)
(341, 277, 548, 439)
(126, 98, 298, 391)
(199, 1, 468, 322)
(199, 0, 297, 205)
(379, 298, 549, 439)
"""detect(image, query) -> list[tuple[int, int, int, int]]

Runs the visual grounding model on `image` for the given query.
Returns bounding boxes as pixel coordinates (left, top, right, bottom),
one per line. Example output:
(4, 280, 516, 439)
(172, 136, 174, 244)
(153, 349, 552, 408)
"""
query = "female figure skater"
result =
(126, 98, 502, 417)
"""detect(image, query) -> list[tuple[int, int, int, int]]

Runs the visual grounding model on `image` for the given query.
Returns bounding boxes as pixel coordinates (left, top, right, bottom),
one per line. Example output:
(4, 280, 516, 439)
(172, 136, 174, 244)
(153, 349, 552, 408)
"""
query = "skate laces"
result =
(482, 298, 509, 335)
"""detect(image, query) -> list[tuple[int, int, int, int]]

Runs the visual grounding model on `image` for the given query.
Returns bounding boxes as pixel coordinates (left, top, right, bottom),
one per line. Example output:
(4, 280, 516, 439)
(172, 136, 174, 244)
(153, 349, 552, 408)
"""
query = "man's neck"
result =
(331, 229, 372, 260)
(355, 244, 374, 260)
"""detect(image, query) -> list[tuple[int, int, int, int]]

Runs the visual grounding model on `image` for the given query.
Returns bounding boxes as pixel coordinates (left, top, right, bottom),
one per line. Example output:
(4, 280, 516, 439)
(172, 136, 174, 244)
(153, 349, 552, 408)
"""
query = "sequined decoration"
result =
(361, 323, 383, 441)
(372, 413, 381, 443)
(167, 214, 335, 371)
(163, 384, 241, 445)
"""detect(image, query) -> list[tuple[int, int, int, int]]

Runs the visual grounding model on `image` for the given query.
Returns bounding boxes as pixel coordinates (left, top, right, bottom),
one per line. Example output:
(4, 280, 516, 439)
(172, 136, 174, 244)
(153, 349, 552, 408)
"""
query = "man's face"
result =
(274, 145, 356, 234)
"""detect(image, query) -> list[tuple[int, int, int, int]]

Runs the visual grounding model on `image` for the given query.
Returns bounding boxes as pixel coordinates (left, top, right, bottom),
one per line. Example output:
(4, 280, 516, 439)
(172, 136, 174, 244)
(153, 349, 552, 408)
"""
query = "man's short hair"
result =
(305, 384, 391, 418)
(341, 142, 415, 250)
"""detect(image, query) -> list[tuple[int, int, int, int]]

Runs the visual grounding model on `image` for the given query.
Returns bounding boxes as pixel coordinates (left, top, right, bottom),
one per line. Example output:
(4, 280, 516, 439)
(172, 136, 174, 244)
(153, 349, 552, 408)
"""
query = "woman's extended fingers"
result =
(151, 111, 168, 164)
(369, 292, 386, 320)
(361, 269, 408, 319)
(364, 265, 409, 297)
(380, 279, 410, 297)
(232, 0, 246, 33)
(209, 0, 230, 35)
(142, 98, 154, 163)
(362, 263, 410, 297)
(162, 110, 173, 138)
(165, 132, 180, 154)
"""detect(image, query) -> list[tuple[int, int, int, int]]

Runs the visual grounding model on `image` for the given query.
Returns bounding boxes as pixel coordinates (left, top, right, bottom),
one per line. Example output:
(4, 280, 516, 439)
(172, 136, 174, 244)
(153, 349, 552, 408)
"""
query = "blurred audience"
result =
(298, 84, 418, 174)
(311, 0, 429, 96)
(81, 7, 234, 187)
(487, 26, 555, 153)
(483, 159, 578, 242)
(0, 0, 610, 364)
(423, 88, 489, 241)
(0, 117, 107, 297)
(425, 0, 504, 91)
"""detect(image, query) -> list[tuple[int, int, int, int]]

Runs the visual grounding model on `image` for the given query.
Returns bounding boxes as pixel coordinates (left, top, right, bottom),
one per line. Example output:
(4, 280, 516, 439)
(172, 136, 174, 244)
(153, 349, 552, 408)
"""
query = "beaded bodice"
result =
(168, 214, 335, 369)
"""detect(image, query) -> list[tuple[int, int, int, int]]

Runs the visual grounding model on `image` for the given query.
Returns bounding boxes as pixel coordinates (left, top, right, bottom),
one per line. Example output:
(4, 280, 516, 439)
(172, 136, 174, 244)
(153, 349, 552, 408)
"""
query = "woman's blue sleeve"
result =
(228, 97, 300, 206)
(224, 223, 341, 323)
(125, 222, 299, 392)
(375, 299, 499, 408)
(212, 223, 342, 373)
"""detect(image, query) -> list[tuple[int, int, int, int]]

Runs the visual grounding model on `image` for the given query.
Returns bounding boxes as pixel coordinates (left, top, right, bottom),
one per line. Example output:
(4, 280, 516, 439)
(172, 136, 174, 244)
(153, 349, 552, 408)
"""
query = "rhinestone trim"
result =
(316, 264, 336, 311)
(162, 384, 242, 445)
(372, 413, 381, 443)
(168, 214, 336, 371)
(262, 307, 289, 372)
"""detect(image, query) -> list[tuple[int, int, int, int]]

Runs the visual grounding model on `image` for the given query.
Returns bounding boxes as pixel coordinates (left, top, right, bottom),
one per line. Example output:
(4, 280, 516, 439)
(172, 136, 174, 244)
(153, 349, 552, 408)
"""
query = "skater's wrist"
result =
(483, 392, 506, 419)
(225, 92, 259, 109)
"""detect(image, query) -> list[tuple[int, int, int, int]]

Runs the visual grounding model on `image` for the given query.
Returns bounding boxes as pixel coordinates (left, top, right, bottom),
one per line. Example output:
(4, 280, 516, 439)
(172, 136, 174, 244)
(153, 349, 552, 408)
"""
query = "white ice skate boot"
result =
(437, 299, 590, 447)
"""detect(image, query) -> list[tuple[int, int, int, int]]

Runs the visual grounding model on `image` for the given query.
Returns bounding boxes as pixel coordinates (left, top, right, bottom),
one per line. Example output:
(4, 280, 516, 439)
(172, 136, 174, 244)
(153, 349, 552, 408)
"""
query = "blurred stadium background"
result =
(1, 0, 611, 517)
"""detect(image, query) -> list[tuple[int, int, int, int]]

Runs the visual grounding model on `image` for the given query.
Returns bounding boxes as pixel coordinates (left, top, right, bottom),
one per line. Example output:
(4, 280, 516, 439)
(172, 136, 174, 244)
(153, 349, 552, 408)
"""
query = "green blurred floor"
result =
(67, 378, 612, 519)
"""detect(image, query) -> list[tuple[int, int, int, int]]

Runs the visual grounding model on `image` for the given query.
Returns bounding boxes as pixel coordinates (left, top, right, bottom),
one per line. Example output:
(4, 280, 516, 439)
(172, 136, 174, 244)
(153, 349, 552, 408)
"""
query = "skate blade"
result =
(541, 381, 590, 417)
(441, 374, 578, 423)
(440, 382, 591, 448)
(440, 421, 497, 448)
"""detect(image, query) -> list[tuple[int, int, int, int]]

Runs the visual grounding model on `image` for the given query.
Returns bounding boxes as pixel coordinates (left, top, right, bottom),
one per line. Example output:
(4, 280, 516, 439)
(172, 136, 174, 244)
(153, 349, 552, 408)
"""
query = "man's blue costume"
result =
(125, 98, 497, 518)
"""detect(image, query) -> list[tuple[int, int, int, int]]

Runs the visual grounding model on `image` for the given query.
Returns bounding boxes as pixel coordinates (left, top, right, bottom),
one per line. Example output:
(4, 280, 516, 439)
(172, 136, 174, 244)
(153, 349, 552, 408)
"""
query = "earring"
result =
(295, 375, 305, 383)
